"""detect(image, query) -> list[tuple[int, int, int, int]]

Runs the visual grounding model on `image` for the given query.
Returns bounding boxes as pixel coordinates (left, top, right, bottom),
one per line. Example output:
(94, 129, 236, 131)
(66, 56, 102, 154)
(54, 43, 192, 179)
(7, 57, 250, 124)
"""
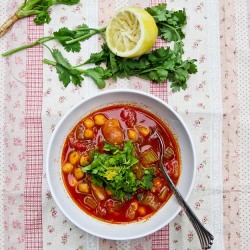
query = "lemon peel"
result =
(106, 6, 158, 58)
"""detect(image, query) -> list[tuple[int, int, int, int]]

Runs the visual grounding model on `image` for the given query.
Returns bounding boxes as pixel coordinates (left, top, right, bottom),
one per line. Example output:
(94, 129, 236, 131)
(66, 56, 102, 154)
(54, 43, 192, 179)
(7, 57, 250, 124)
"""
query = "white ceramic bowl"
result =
(46, 89, 196, 240)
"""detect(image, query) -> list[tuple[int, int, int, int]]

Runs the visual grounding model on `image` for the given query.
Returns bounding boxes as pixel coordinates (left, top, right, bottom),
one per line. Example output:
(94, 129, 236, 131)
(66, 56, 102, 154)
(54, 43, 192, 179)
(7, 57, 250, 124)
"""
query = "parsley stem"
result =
(159, 22, 182, 41)
(65, 27, 106, 45)
(2, 35, 54, 56)
(43, 58, 56, 66)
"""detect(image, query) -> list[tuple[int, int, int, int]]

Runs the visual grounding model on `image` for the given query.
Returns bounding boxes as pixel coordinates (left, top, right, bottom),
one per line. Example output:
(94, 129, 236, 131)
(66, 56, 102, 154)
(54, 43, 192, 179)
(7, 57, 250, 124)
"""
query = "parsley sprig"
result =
(2, 3, 198, 92)
(0, 0, 80, 37)
(82, 141, 155, 202)
(145, 3, 187, 42)
(82, 43, 197, 92)
(43, 48, 111, 88)
(2, 24, 105, 56)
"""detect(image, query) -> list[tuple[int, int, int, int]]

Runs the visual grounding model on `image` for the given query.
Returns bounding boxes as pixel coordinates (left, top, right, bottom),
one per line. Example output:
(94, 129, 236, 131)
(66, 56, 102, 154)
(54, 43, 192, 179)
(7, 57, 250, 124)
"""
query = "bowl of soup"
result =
(46, 89, 196, 240)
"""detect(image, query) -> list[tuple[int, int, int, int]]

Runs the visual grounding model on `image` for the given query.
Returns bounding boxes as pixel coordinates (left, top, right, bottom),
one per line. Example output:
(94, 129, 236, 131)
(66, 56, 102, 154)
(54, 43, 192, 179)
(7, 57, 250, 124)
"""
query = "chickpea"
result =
(80, 153, 91, 166)
(83, 118, 94, 128)
(78, 182, 90, 193)
(127, 129, 138, 140)
(68, 151, 80, 165)
(93, 114, 107, 126)
(138, 206, 146, 216)
(84, 128, 94, 139)
(62, 162, 73, 173)
(153, 177, 163, 189)
(74, 167, 85, 180)
(135, 125, 150, 137)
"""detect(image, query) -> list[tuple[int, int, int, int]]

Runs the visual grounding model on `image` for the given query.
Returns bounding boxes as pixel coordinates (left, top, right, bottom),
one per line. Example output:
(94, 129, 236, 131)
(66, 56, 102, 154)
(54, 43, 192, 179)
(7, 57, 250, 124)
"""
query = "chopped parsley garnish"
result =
(82, 141, 155, 202)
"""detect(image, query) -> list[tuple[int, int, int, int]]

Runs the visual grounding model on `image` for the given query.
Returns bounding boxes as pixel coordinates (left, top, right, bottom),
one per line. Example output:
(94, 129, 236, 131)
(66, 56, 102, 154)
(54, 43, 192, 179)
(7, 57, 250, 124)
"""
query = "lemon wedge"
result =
(106, 6, 158, 58)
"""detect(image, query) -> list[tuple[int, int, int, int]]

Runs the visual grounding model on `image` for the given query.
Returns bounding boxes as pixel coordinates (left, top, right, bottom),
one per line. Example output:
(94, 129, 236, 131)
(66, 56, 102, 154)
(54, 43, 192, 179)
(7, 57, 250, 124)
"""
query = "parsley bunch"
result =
(83, 141, 155, 201)
(83, 43, 197, 92)
(2, 24, 105, 56)
(2, 3, 198, 92)
(43, 48, 112, 88)
(0, 0, 80, 37)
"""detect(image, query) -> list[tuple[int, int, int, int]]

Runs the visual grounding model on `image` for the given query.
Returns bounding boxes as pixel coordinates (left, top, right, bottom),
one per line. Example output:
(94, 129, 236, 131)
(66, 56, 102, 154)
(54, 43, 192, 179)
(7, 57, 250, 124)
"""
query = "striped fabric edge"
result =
(235, 0, 250, 249)
(0, 4, 7, 250)
(149, 0, 169, 249)
(205, 0, 224, 249)
(219, 0, 240, 248)
(24, 17, 44, 250)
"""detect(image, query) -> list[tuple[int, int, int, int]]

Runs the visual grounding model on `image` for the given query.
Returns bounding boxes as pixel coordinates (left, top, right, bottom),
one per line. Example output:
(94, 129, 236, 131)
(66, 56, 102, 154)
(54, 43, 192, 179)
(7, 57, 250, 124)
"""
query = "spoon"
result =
(156, 132, 214, 249)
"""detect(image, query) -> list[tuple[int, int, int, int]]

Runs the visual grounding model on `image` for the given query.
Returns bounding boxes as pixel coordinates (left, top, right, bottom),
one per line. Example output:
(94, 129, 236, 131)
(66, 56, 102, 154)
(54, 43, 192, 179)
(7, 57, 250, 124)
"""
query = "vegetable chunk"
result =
(140, 192, 161, 211)
(102, 119, 124, 145)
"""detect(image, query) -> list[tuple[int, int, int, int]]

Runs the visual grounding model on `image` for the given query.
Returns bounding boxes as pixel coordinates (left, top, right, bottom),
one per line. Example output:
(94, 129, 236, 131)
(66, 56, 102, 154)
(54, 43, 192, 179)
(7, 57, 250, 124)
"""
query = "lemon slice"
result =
(106, 6, 158, 58)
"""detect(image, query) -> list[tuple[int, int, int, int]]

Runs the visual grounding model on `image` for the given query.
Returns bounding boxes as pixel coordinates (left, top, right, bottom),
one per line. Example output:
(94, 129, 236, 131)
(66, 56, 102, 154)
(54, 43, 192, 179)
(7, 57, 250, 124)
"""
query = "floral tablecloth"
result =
(0, 0, 249, 249)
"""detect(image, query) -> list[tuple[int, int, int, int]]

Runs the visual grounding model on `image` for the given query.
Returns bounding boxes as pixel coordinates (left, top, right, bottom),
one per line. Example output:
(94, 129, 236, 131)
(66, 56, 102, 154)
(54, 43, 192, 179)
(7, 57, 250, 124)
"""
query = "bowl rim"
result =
(46, 89, 196, 240)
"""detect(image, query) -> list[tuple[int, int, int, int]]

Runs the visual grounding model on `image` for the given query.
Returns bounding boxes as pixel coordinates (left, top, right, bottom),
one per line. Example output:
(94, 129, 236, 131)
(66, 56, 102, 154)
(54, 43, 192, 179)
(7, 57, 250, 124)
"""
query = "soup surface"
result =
(61, 104, 181, 223)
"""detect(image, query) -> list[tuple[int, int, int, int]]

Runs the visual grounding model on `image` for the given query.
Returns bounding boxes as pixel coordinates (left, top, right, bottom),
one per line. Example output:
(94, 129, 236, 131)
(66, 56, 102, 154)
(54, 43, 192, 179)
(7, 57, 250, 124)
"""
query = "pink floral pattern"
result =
(220, 0, 241, 248)
(2, 1, 27, 248)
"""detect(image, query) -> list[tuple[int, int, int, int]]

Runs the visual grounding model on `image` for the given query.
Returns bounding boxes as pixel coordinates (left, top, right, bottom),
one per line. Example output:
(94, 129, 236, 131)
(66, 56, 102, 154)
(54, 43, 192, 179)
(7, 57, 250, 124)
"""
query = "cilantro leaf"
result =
(4, 4, 198, 92)
(11, 0, 81, 28)
(83, 44, 197, 91)
(83, 67, 112, 89)
(146, 4, 187, 42)
(145, 3, 168, 22)
(56, 0, 80, 5)
(83, 43, 110, 65)
(53, 27, 81, 52)
(50, 49, 83, 87)
(139, 169, 155, 189)
(51, 49, 72, 68)
(82, 141, 154, 202)
(53, 24, 98, 52)
(33, 11, 51, 24)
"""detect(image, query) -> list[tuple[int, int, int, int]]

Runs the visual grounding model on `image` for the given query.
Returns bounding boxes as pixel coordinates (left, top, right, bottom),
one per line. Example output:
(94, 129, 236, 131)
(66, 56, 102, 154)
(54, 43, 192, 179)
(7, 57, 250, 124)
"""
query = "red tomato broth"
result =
(61, 104, 181, 223)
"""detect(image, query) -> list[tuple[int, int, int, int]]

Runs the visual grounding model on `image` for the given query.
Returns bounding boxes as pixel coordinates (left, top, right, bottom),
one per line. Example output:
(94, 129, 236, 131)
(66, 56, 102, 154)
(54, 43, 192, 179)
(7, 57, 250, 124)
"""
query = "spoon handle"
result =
(160, 165, 214, 249)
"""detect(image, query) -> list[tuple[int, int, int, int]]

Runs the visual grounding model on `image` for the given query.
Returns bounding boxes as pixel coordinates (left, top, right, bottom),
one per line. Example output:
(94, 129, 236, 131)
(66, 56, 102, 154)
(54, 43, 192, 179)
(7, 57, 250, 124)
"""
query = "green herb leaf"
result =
(145, 3, 168, 22)
(83, 67, 111, 89)
(84, 44, 197, 91)
(56, 0, 80, 5)
(52, 49, 72, 69)
(33, 11, 51, 24)
(146, 4, 186, 42)
(139, 169, 155, 189)
(51, 49, 83, 87)
(19, 0, 80, 25)
(2, 3, 198, 92)
(82, 141, 154, 201)
(53, 27, 81, 52)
